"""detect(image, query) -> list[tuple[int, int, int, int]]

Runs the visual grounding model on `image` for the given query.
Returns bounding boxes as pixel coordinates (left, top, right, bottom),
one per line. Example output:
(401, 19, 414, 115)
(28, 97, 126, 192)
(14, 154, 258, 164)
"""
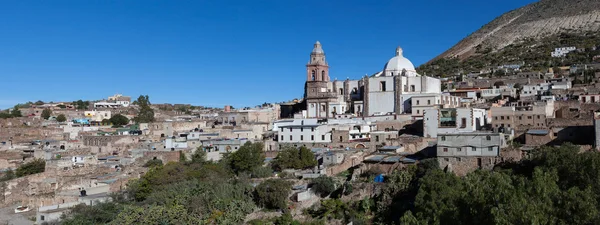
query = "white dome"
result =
(383, 47, 416, 75)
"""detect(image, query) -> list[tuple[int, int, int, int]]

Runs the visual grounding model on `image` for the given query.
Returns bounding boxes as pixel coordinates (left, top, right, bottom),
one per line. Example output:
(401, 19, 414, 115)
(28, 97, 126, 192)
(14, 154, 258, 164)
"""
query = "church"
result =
(302, 41, 456, 119)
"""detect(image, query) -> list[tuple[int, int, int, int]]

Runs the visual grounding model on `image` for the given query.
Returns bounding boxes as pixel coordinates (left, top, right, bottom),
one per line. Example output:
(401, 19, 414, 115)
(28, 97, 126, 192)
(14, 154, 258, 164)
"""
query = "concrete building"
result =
(521, 83, 552, 97)
(273, 118, 374, 149)
(437, 132, 507, 175)
(84, 111, 112, 122)
(580, 94, 600, 103)
(107, 94, 131, 107)
(423, 108, 488, 138)
(410, 95, 461, 117)
(490, 100, 554, 132)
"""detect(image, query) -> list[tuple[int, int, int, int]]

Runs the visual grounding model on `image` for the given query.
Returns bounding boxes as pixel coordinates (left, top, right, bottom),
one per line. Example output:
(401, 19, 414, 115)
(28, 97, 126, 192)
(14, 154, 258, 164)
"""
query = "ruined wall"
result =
(325, 152, 364, 176)
(438, 156, 499, 176)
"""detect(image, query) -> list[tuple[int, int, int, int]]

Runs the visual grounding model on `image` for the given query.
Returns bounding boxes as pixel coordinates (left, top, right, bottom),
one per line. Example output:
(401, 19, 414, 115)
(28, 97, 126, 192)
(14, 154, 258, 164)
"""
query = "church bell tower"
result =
(306, 41, 329, 81)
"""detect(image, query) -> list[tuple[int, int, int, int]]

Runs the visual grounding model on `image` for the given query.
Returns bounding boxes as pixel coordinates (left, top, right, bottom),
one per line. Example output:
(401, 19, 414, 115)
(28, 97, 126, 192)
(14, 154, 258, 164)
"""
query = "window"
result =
(300, 127, 303, 132)
(537, 115, 541, 119)
(494, 116, 498, 120)
(488, 147, 493, 151)
(457, 148, 462, 152)
(458, 158, 462, 162)
(300, 135, 304, 141)
(311, 70, 316, 81)
(322, 70, 326, 81)
(289, 135, 292, 141)
(311, 135, 314, 141)
(417, 110, 420, 114)
(339, 88, 343, 95)
(428, 100, 431, 105)
(443, 148, 448, 152)
(339, 136, 343, 142)
(311, 127, 314, 132)
(416, 100, 420, 105)
(528, 116, 532, 119)
(380, 81, 386, 91)
(486, 135, 491, 140)
(519, 116, 522, 120)
(471, 147, 476, 151)
(500, 116, 504, 120)
(460, 118, 467, 128)
(376, 136, 380, 142)
(410, 85, 415, 92)
(321, 135, 325, 140)
(441, 136, 446, 141)
(289, 128, 292, 132)
(41, 216, 45, 221)
(507, 116, 510, 120)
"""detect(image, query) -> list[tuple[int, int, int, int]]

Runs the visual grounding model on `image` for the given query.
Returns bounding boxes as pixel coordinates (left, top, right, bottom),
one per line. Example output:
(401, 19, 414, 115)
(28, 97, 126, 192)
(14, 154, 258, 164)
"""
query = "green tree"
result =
(10, 108, 22, 117)
(271, 146, 317, 171)
(254, 179, 291, 210)
(311, 176, 336, 197)
(56, 114, 67, 123)
(228, 142, 265, 173)
(72, 100, 89, 110)
(109, 114, 130, 126)
(60, 202, 123, 225)
(41, 108, 52, 120)
(34, 100, 44, 105)
(191, 148, 206, 163)
(133, 95, 155, 123)
(16, 158, 45, 177)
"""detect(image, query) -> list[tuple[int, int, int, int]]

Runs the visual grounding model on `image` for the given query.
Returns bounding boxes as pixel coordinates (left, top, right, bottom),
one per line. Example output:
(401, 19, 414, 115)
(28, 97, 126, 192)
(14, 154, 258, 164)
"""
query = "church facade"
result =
(303, 41, 455, 119)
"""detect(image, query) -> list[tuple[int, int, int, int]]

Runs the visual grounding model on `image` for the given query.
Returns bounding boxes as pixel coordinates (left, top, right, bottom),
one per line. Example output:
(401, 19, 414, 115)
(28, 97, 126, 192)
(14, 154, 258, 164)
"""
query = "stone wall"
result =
(438, 156, 499, 176)
(325, 152, 364, 176)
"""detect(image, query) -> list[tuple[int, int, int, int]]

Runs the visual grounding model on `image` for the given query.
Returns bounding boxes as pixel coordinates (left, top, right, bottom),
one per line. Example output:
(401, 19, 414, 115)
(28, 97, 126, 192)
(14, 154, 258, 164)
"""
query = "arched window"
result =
(321, 71, 326, 81)
(311, 70, 316, 81)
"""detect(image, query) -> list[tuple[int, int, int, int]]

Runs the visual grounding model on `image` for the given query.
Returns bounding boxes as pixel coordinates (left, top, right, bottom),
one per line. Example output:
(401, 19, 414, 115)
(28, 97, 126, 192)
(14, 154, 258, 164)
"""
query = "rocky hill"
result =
(435, 0, 600, 60)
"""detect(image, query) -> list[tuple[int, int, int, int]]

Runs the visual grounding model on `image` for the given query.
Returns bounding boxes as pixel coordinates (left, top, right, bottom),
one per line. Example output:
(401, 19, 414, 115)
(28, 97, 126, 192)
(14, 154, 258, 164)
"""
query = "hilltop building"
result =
(301, 41, 448, 119)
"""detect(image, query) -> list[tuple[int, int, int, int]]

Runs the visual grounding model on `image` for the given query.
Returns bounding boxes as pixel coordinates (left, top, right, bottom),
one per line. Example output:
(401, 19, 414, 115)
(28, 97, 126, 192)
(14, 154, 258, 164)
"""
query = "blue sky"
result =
(0, 0, 537, 109)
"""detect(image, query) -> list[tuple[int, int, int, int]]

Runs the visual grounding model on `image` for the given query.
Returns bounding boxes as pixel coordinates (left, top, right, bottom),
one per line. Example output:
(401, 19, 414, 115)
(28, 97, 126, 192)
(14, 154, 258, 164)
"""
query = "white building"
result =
(84, 111, 112, 122)
(521, 83, 552, 97)
(424, 108, 488, 138)
(411, 95, 462, 117)
(551, 47, 576, 57)
(302, 42, 443, 119)
(273, 118, 374, 145)
(108, 94, 131, 107)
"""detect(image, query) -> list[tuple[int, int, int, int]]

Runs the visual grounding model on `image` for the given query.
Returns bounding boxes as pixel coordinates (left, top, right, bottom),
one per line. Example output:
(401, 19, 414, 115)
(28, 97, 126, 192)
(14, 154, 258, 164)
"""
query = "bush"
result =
(143, 159, 163, 168)
(16, 158, 45, 177)
(311, 176, 336, 197)
(56, 114, 67, 122)
(251, 166, 273, 178)
(41, 109, 52, 120)
(109, 114, 129, 127)
(254, 179, 292, 210)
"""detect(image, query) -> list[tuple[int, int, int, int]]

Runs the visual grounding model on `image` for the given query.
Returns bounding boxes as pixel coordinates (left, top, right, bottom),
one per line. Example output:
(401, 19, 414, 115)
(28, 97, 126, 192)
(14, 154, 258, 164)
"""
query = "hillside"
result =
(418, 0, 600, 76)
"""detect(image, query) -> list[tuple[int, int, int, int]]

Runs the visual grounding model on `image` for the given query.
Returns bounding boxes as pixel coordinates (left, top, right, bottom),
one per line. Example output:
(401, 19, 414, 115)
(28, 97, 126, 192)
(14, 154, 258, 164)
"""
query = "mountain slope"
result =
(434, 0, 600, 61)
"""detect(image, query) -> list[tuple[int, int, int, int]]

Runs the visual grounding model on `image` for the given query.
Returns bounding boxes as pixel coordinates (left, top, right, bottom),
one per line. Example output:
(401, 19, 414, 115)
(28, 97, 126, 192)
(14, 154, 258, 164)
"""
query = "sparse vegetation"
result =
(16, 158, 45, 177)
